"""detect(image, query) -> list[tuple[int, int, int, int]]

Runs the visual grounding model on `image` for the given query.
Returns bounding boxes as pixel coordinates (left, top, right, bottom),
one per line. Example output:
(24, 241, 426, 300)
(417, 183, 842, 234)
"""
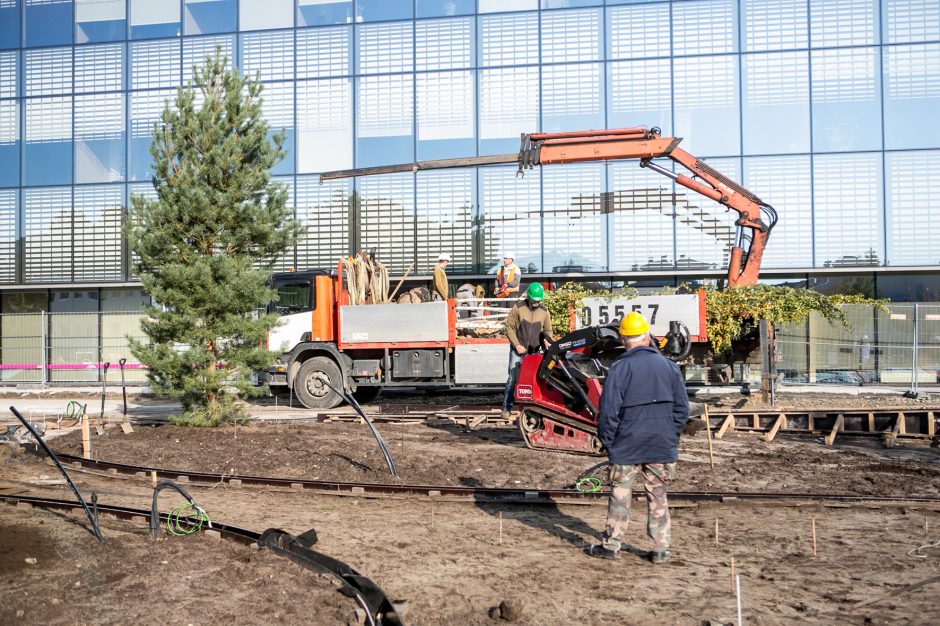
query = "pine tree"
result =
(125, 49, 301, 426)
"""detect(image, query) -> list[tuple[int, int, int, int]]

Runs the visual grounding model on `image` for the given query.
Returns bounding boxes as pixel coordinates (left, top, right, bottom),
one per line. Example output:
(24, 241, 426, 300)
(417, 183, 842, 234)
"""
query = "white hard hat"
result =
(502, 253, 515, 260)
(438, 253, 452, 262)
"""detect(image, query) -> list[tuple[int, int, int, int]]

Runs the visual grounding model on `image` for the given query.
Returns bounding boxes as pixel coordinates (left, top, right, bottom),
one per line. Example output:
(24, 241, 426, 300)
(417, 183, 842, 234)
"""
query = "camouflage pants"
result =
(601, 462, 676, 553)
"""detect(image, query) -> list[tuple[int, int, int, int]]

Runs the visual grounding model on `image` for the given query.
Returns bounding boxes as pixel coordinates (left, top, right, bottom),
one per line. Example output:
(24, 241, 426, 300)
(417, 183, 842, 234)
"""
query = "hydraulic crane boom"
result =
(320, 127, 777, 287)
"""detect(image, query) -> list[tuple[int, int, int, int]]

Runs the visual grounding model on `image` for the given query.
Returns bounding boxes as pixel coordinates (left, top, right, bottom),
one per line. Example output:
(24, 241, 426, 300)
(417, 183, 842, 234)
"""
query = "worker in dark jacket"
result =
(586, 311, 689, 563)
(502, 283, 553, 420)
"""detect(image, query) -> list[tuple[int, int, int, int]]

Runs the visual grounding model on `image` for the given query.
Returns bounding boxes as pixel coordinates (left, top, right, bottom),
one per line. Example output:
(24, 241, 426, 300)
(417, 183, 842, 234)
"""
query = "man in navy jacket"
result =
(586, 311, 690, 563)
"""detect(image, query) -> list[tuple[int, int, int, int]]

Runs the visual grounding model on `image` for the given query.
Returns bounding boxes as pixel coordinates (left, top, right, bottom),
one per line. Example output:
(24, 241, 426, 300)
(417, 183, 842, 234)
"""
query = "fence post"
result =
(40, 310, 46, 386)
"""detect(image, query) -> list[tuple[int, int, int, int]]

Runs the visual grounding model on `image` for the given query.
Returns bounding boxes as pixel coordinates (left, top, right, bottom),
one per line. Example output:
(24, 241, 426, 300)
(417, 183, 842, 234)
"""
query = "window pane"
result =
(479, 166, 541, 273)
(356, 0, 411, 22)
(26, 0, 73, 47)
(608, 4, 669, 60)
(673, 55, 739, 156)
(417, 71, 475, 159)
(130, 0, 181, 39)
(479, 0, 537, 12)
(296, 176, 349, 269)
(25, 96, 73, 186)
(357, 22, 413, 74)
(886, 151, 940, 265)
(416, 17, 473, 71)
(130, 39, 181, 89)
(608, 59, 671, 135)
(0, 0, 21, 49)
(74, 184, 123, 280)
(811, 0, 877, 47)
(543, 163, 605, 272)
(0, 189, 15, 282)
(541, 9, 601, 63)
(608, 159, 675, 272)
(742, 0, 807, 52)
(745, 155, 812, 268)
(75, 92, 124, 182)
(298, 0, 352, 26)
(261, 82, 294, 175)
(742, 51, 809, 154)
(356, 74, 414, 167)
(673, 0, 736, 56)
(675, 157, 740, 272)
(183, 34, 234, 82)
(878, 274, 940, 302)
(24, 187, 72, 281)
(0, 100, 18, 187)
(417, 0, 474, 18)
(883, 44, 940, 150)
(480, 66, 539, 154)
(0, 50, 18, 98)
(184, 0, 236, 35)
(358, 174, 415, 274)
(297, 26, 350, 79)
(75, 0, 125, 43)
(542, 63, 603, 133)
(49, 290, 100, 382)
(543, 0, 600, 7)
(270, 176, 295, 271)
(416, 170, 474, 274)
(297, 78, 352, 172)
(74, 43, 124, 93)
(240, 0, 292, 31)
(241, 31, 294, 82)
(479, 12, 537, 67)
(813, 153, 882, 268)
(884, 0, 940, 44)
(25, 47, 72, 96)
(811, 48, 881, 152)
(129, 89, 174, 181)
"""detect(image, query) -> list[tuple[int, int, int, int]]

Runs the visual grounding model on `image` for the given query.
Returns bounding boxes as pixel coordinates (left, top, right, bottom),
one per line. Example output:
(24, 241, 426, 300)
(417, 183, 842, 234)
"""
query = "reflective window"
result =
(541, 9, 601, 63)
(0, 0, 21, 49)
(674, 157, 740, 271)
(25, 96, 72, 186)
(479, 12, 537, 67)
(479, 166, 541, 273)
(296, 176, 349, 269)
(75, 92, 124, 182)
(25, 47, 72, 97)
(241, 31, 294, 82)
(49, 288, 100, 381)
(811, 48, 881, 152)
(416, 170, 474, 273)
(297, 78, 352, 173)
(240, 0, 293, 31)
(73, 184, 123, 280)
(356, 74, 414, 167)
(886, 151, 940, 266)
(417, 71, 475, 159)
(24, 187, 72, 281)
(608, 159, 675, 273)
(810, 0, 877, 47)
(813, 154, 882, 268)
(183, 35, 234, 82)
(673, 55, 739, 156)
(742, 51, 809, 154)
(358, 174, 415, 274)
(479, 66, 539, 154)
(297, 27, 350, 79)
(883, 44, 940, 150)
(673, 0, 736, 56)
(608, 59, 671, 135)
(607, 4, 669, 60)
(356, 0, 412, 22)
(542, 63, 603, 133)
(479, 0, 537, 12)
(0, 189, 15, 282)
(357, 22, 413, 75)
(130, 39, 181, 89)
(74, 43, 123, 93)
(742, 0, 807, 52)
(543, 0, 600, 7)
(745, 155, 812, 269)
(261, 82, 294, 175)
(0, 50, 18, 98)
(75, 0, 125, 44)
(129, 89, 175, 181)
(884, 0, 940, 44)
(26, 0, 73, 47)
(184, 0, 236, 35)
(878, 274, 940, 302)
(416, 17, 473, 71)
(298, 0, 352, 26)
(270, 176, 295, 272)
(130, 0, 181, 39)
(0, 100, 18, 187)
(542, 163, 605, 272)
(417, 0, 475, 18)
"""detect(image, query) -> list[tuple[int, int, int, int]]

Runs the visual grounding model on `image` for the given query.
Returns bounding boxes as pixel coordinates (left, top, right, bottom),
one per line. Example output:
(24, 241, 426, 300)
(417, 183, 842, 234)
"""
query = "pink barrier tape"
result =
(0, 363, 146, 370)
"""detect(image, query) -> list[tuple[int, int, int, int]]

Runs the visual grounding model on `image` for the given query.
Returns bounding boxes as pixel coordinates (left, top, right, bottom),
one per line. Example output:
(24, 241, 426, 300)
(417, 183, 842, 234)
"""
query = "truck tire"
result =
(352, 386, 382, 405)
(294, 356, 344, 409)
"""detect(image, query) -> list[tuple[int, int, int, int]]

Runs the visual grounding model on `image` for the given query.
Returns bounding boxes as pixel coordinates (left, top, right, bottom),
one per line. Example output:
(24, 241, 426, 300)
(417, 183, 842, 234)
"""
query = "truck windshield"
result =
(274, 282, 313, 314)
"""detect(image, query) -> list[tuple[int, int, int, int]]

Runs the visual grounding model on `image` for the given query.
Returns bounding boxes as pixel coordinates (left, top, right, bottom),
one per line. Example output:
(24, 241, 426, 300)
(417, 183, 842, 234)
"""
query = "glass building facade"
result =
(0, 0, 938, 304)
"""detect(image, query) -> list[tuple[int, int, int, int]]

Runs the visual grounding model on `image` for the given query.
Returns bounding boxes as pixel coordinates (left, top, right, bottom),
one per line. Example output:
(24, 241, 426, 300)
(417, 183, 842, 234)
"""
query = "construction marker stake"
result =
(119, 358, 127, 417)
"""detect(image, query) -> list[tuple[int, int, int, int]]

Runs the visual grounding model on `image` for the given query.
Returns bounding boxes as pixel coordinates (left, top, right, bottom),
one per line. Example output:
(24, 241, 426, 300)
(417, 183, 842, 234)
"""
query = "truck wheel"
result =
(294, 357, 344, 409)
(352, 386, 382, 405)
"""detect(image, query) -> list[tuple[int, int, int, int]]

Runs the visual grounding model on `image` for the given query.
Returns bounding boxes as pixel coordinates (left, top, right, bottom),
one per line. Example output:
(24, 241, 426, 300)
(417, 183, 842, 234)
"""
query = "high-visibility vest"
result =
(496, 264, 520, 298)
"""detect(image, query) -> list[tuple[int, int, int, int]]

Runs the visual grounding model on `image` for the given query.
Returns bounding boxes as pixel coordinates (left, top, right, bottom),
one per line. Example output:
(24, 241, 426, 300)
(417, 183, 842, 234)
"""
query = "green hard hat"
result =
(527, 283, 545, 301)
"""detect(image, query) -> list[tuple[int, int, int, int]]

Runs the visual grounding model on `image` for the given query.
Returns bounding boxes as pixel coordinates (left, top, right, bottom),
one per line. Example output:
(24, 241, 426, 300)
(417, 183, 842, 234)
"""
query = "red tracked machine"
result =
(514, 322, 692, 455)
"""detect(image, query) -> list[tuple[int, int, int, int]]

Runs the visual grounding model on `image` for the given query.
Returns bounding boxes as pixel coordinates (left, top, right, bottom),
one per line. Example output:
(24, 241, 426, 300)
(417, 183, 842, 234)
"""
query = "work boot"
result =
(650, 550, 670, 564)
(585, 544, 620, 560)
(500, 409, 512, 421)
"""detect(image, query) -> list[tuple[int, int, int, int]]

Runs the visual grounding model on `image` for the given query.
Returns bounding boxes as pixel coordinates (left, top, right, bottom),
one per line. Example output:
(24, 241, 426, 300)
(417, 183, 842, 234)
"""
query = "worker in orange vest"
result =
(494, 254, 521, 299)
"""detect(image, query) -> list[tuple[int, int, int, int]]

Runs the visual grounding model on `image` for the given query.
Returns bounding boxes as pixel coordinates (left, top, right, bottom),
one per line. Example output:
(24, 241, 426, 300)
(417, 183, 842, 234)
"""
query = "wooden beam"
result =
(928, 411, 935, 437)
(898, 411, 907, 435)
(715, 414, 734, 439)
(752, 413, 760, 429)
(764, 414, 787, 442)
(824, 413, 844, 446)
(884, 414, 902, 448)
(867, 411, 875, 433)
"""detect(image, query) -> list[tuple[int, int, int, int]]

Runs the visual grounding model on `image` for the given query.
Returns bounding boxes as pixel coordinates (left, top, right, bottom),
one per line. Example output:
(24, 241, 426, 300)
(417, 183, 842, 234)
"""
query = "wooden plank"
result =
(764, 414, 786, 442)
(898, 411, 907, 435)
(715, 414, 734, 439)
(929, 411, 936, 437)
(867, 411, 875, 433)
(824, 413, 844, 446)
(752, 413, 759, 429)
(808, 414, 815, 432)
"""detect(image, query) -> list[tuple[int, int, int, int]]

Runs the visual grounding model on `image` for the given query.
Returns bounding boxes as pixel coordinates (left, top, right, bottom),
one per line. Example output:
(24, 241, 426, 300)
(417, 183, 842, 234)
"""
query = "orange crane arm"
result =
(320, 127, 777, 287)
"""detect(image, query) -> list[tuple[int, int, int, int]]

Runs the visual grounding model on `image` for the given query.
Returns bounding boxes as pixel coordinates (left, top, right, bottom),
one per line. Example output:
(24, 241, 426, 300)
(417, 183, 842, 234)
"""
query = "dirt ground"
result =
(3, 390, 940, 625)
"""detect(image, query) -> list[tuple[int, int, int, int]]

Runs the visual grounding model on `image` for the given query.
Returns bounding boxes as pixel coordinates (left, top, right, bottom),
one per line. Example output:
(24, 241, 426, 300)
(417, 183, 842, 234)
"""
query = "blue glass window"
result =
(296, 176, 350, 268)
(416, 17, 473, 71)
(417, 70, 475, 160)
(742, 0, 808, 52)
(479, 66, 538, 155)
(607, 4, 669, 61)
(674, 157, 740, 272)
(543, 163, 606, 272)
(241, 31, 294, 82)
(673, 0, 736, 56)
(811, 0, 877, 47)
(813, 153, 883, 268)
(184, 0, 236, 36)
(75, 93, 124, 183)
(742, 51, 810, 155)
(356, 0, 412, 22)
(608, 60, 671, 135)
(608, 160, 675, 272)
(357, 174, 415, 274)
(478, 0, 537, 12)
(183, 34, 234, 81)
(811, 48, 882, 152)
(260, 82, 294, 175)
(541, 9, 601, 63)
(417, 0, 474, 18)
(0, 50, 18, 99)
(0, 189, 15, 282)
(0, 0, 20, 49)
(479, 166, 542, 273)
(74, 43, 124, 93)
(75, 0, 125, 44)
(129, 89, 175, 181)
(0, 100, 19, 188)
(416, 170, 474, 273)
(542, 0, 600, 7)
(26, 0, 73, 47)
(357, 21, 413, 74)
(886, 151, 940, 266)
(745, 155, 812, 269)
(356, 74, 414, 167)
(479, 12, 537, 67)
(298, 0, 352, 27)
(297, 78, 352, 173)
(883, 44, 940, 150)
(883, 0, 940, 44)
(25, 47, 72, 97)
(73, 184, 124, 280)
(240, 0, 293, 31)
(130, 39, 181, 89)
(25, 96, 73, 186)
(673, 55, 740, 156)
(24, 187, 73, 282)
(130, 0, 181, 40)
(542, 63, 604, 133)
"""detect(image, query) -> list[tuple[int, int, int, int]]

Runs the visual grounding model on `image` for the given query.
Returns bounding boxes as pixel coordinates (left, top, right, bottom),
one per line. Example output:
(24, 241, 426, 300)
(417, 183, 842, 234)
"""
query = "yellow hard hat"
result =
(619, 311, 650, 337)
